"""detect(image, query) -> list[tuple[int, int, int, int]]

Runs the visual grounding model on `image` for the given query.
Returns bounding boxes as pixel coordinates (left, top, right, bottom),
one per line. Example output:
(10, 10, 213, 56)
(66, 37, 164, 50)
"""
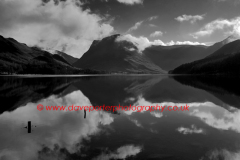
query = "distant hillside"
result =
(52, 54, 71, 65)
(2, 33, 237, 75)
(144, 41, 233, 71)
(143, 45, 208, 71)
(143, 35, 240, 71)
(0, 35, 102, 74)
(172, 39, 240, 75)
(55, 50, 78, 65)
(73, 34, 166, 74)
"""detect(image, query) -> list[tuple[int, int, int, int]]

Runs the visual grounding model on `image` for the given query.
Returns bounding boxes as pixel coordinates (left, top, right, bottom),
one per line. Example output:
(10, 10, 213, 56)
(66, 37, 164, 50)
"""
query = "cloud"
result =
(93, 145, 142, 160)
(202, 149, 240, 160)
(165, 40, 206, 45)
(189, 107, 240, 133)
(0, 90, 114, 160)
(0, 0, 114, 58)
(177, 125, 205, 135)
(121, 96, 240, 134)
(150, 112, 163, 118)
(121, 96, 217, 116)
(150, 31, 163, 37)
(116, 34, 165, 52)
(127, 16, 158, 32)
(191, 16, 240, 39)
(212, 0, 240, 5)
(127, 21, 144, 32)
(148, 16, 158, 21)
(213, 0, 229, 1)
(116, 34, 206, 52)
(175, 14, 205, 24)
(129, 118, 143, 128)
(149, 24, 157, 27)
(116, 0, 144, 5)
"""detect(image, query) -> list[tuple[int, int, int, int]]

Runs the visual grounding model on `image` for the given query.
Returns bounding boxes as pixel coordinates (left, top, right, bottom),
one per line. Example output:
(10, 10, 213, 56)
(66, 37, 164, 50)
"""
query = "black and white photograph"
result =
(0, 0, 240, 159)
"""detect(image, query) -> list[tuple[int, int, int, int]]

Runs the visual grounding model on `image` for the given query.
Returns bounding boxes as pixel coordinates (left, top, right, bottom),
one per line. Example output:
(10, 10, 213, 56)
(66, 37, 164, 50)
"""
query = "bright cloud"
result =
(148, 16, 158, 21)
(93, 145, 142, 160)
(150, 112, 163, 118)
(129, 118, 143, 128)
(175, 14, 205, 24)
(177, 125, 205, 135)
(149, 24, 157, 27)
(127, 21, 144, 32)
(117, 0, 144, 5)
(202, 149, 240, 160)
(189, 107, 240, 133)
(165, 40, 207, 45)
(150, 31, 163, 37)
(0, 0, 114, 58)
(116, 34, 206, 52)
(128, 16, 158, 32)
(121, 96, 217, 116)
(122, 96, 240, 134)
(0, 90, 114, 160)
(116, 34, 165, 52)
(191, 16, 240, 39)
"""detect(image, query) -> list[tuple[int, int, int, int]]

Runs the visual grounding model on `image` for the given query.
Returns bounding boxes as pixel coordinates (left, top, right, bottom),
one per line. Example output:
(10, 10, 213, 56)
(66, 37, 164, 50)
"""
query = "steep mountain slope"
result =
(55, 50, 78, 65)
(172, 39, 240, 75)
(206, 37, 240, 58)
(73, 34, 166, 74)
(220, 34, 240, 45)
(52, 54, 71, 65)
(143, 45, 208, 71)
(0, 35, 80, 74)
(143, 35, 239, 71)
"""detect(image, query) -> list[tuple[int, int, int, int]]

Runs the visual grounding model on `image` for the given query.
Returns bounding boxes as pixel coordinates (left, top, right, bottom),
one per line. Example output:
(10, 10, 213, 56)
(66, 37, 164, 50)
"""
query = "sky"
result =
(0, 0, 240, 58)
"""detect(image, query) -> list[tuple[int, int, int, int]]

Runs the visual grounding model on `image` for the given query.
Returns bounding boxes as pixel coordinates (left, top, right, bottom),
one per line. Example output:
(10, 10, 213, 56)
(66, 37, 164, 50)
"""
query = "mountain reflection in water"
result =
(0, 75, 240, 160)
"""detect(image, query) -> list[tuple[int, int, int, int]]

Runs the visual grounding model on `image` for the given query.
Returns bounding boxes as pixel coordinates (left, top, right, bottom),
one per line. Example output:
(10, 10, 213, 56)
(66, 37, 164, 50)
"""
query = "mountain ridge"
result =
(1, 33, 239, 75)
(143, 36, 239, 71)
(73, 34, 167, 74)
(172, 39, 240, 75)
(55, 50, 78, 65)
(0, 35, 83, 74)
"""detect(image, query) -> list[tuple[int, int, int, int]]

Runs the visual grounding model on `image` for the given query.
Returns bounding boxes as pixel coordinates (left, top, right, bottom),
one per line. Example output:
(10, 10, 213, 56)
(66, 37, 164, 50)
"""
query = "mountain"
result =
(220, 34, 240, 45)
(206, 36, 240, 58)
(24, 51, 80, 74)
(143, 35, 240, 71)
(73, 34, 166, 74)
(52, 54, 71, 65)
(172, 39, 240, 75)
(55, 50, 78, 65)
(143, 40, 232, 71)
(143, 45, 208, 71)
(1, 33, 236, 75)
(0, 35, 82, 74)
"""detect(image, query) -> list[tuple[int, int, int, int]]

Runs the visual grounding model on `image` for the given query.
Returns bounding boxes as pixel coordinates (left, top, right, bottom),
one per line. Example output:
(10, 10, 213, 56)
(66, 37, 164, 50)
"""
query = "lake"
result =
(0, 75, 240, 160)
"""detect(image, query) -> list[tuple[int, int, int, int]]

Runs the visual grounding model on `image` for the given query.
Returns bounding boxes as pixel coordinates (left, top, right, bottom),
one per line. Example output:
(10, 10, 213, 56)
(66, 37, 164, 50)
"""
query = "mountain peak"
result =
(101, 34, 121, 42)
(73, 34, 166, 74)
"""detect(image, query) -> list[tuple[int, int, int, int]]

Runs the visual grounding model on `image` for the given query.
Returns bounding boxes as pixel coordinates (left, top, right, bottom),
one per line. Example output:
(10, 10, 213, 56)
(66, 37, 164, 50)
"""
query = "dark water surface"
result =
(0, 75, 240, 160)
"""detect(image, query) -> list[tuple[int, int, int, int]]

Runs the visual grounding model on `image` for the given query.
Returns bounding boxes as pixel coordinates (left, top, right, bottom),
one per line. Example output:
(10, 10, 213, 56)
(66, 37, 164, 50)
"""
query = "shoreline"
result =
(0, 74, 170, 77)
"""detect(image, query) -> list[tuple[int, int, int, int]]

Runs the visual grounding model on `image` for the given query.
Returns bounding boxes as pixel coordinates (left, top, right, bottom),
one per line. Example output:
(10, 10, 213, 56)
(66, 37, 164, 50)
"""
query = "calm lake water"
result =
(0, 75, 240, 160)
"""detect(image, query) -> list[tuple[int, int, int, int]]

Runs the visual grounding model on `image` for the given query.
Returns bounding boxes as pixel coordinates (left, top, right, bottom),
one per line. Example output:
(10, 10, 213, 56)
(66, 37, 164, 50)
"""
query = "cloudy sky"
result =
(0, 0, 240, 58)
